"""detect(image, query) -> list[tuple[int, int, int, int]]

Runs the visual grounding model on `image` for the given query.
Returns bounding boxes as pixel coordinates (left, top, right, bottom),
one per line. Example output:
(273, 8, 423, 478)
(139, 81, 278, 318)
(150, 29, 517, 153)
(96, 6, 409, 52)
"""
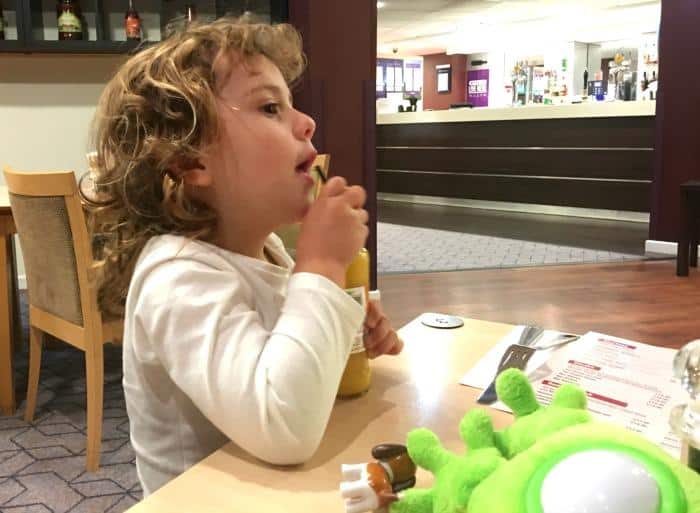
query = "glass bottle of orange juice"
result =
(337, 248, 371, 398)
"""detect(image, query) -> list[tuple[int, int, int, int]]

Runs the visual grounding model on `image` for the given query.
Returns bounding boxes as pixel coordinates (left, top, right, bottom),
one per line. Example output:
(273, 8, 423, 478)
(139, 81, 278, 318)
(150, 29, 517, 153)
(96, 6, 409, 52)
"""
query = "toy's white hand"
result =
(339, 464, 380, 513)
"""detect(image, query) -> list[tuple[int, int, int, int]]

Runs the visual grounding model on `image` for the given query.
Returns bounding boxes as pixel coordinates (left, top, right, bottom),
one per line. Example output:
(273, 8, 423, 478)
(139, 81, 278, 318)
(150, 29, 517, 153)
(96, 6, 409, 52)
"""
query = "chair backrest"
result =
(274, 154, 330, 255)
(3, 167, 96, 330)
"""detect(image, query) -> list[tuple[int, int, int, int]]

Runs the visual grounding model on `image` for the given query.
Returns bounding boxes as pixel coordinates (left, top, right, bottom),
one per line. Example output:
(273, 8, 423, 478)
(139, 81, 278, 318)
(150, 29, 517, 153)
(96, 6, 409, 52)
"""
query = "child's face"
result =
(198, 52, 318, 232)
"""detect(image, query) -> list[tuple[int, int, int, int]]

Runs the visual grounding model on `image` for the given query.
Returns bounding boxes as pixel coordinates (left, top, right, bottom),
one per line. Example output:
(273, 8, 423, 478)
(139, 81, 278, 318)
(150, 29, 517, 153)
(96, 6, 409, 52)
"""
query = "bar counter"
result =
(377, 101, 656, 212)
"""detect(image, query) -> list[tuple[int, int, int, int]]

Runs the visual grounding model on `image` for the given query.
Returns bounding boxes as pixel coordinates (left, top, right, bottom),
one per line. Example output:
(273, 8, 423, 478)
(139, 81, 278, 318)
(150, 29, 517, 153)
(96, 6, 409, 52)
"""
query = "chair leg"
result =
(24, 326, 43, 423)
(85, 342, 104, 472)
(9, 238, 22, 354)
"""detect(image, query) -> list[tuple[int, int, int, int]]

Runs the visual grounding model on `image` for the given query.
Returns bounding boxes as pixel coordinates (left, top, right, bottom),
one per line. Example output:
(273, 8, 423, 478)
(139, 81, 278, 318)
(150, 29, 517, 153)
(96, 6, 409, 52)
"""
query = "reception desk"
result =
(377, 102, 656, 212)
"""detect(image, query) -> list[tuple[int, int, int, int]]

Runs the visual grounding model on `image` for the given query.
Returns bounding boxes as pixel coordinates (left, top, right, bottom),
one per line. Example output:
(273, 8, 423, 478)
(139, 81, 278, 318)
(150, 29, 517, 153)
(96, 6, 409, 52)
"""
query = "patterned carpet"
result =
(377, 222, 656, 274)
(0, 294, 139, 513)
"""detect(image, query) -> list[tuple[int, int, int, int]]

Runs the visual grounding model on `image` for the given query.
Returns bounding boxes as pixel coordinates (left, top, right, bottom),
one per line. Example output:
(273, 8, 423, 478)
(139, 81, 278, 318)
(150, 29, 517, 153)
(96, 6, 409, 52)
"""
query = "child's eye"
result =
(262, 103, 281, 115)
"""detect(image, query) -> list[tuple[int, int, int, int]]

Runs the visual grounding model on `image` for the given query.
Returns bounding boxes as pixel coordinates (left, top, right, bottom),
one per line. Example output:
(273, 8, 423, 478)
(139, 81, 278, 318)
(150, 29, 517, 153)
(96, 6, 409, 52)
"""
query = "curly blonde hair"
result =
(82, 16, 306, 316)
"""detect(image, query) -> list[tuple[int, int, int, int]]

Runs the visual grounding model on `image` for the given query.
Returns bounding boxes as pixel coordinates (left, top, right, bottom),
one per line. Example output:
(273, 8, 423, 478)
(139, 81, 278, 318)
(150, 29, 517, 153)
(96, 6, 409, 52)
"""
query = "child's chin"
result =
(297, 200, 313, 219)
(295, 206, 310, 221)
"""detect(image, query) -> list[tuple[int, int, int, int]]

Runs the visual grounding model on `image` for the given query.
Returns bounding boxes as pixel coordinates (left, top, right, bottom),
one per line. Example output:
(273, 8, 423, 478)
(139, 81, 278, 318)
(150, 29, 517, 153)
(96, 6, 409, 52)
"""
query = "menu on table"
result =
(460, 330, 684, 457)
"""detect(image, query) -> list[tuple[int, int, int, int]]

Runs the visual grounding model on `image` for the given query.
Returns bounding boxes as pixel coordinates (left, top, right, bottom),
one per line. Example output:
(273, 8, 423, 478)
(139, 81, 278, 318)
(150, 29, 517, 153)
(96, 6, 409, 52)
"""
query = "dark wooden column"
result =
(650, 0, 700, 242)
(288, 0, 378, 288)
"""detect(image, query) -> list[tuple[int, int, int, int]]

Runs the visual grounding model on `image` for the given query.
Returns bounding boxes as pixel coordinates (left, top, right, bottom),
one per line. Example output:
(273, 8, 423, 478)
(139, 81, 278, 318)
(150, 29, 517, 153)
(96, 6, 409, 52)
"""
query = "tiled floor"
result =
(377, 201, 663, 274)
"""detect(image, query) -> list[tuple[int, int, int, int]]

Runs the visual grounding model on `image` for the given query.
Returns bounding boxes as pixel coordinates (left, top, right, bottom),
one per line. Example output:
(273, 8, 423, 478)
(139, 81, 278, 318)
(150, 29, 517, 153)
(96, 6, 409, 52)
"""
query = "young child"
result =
(84, 17, 404, 496)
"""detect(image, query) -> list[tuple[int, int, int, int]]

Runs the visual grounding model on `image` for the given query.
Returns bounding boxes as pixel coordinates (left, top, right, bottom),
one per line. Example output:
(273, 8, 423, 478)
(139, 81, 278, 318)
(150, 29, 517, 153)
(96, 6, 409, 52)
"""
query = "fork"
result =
(476, 325, 544, 405)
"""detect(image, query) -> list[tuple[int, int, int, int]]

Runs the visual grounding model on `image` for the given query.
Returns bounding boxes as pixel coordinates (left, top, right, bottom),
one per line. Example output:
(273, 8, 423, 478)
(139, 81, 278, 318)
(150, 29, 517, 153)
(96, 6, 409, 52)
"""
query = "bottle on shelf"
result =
(337, 248, 372, 398)
(559, 57, 568, 101)
(185, 3, 196, 26)
(125, 0, 141, 41)
(649, 71, 658, 101)
(0, 1, 5, 41)
(57, 0, 83, 40)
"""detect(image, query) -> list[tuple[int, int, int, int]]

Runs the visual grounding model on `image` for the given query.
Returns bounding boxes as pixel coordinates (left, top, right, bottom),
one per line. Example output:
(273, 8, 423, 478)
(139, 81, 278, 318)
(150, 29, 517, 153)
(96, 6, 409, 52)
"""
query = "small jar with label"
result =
(337, 248, 371, 398)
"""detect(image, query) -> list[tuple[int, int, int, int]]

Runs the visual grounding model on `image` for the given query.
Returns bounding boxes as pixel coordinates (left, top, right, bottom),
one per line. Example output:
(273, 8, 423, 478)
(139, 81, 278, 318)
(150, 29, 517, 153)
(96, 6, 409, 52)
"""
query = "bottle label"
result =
(345, 286, 366, 354)
(58, 12, 82, 33)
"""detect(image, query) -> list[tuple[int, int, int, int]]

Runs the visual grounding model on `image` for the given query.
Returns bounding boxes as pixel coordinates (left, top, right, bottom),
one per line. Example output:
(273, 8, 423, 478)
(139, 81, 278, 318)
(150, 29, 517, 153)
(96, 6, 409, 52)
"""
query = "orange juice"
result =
(337, 248, 371, 398)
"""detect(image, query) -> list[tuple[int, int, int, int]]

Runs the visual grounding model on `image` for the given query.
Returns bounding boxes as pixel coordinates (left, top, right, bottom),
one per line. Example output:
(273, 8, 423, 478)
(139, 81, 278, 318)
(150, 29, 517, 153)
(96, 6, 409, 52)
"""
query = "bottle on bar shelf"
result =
(0, 1, 6, 41)
(184, 3, 196, 26)
(57, 0, 83, 40)
(125, 0, 141, 41)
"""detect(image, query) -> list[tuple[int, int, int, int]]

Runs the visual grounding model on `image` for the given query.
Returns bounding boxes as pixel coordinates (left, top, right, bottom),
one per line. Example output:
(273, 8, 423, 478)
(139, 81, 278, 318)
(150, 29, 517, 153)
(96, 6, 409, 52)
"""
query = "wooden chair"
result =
(677, 180, 700, 276)
(275, 154, 330, 256)
(2, 166, 123, 471)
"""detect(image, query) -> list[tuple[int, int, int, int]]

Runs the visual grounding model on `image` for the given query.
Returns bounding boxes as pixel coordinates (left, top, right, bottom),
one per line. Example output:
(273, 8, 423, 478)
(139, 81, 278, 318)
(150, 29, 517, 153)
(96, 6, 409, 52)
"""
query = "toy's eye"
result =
(539, 450, 659, 513)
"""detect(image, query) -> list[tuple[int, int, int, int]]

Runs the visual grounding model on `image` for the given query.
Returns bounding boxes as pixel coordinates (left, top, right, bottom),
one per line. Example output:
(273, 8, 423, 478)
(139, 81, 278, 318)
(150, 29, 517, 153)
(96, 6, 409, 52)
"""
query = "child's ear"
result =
(169, 159, 213, 188)
(181, 167, 213, 187)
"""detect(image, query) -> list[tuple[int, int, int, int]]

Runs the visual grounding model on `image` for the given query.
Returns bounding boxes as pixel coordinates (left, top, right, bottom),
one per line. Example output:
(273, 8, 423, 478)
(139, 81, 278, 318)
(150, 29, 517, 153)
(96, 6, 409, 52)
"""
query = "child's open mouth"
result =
(295, 153, 316, 175)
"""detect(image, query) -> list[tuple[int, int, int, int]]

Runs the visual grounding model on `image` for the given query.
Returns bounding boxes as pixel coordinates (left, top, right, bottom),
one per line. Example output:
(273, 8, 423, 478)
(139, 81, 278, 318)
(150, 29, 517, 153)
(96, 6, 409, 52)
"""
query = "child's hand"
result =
(364, 300, 404, 359)
(294, 176, 369, 287)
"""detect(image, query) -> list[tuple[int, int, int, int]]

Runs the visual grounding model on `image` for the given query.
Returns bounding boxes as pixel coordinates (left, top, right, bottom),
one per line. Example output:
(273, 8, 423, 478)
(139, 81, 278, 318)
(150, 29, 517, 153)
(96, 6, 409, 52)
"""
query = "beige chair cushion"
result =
(10, 193, 84, 326)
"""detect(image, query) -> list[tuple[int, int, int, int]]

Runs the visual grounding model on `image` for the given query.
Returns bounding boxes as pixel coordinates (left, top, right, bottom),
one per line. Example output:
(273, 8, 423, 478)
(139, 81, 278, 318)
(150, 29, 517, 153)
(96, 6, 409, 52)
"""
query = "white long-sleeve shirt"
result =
(122, 233, 365, 496)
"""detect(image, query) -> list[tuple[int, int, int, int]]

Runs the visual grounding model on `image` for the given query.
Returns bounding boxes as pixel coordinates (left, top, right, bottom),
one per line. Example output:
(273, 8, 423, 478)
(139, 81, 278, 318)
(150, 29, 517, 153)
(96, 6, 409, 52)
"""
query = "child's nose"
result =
(296, 111, 316, 140)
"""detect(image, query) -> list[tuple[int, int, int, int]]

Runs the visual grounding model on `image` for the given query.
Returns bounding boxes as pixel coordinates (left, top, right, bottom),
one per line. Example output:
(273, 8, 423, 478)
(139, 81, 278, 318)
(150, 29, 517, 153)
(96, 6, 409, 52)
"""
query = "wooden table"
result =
(0, 185, 21, 416)
(126, 316, 515, 512)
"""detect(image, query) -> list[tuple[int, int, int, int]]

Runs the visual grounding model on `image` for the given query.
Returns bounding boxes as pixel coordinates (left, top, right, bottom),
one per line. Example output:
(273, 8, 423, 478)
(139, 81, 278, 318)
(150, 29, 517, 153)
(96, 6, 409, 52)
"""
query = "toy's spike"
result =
(495, 369, 540, 417)
(459, 409, 497, 451)
(552, 383, 587, 410)
(406, 428, 451, 473)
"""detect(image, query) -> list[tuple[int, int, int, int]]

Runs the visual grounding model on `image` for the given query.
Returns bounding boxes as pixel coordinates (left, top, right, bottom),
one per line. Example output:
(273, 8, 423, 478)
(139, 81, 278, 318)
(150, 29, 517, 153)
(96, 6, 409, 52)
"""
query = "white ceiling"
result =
(378, 0, 661, 56)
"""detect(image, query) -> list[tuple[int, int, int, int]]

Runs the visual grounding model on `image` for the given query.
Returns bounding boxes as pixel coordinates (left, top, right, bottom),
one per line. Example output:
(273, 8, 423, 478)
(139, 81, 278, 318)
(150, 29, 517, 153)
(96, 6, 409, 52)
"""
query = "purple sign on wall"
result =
(467, 69, 489, 107)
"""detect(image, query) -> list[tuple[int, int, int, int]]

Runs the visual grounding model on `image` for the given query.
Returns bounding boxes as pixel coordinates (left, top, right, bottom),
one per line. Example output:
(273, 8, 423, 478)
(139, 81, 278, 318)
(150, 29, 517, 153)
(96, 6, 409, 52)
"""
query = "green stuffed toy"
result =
(340, 368, 700, 513)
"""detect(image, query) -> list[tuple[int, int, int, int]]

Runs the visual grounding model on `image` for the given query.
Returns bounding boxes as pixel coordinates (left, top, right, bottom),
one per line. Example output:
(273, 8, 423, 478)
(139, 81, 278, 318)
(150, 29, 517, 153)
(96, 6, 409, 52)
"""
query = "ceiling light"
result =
(377, 2, 386, 8)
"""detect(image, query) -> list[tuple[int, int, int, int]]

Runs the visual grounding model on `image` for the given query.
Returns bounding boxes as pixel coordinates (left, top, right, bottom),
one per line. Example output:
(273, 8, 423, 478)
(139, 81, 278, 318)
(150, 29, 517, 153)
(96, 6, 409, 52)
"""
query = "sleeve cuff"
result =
(288, 272, 366, 324)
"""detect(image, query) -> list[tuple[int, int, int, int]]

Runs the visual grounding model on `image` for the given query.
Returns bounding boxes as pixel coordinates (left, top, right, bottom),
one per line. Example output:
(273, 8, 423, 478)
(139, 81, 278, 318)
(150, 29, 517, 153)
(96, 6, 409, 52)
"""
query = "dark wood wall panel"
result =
(377, 116, 655, 149)
(289, 0, 378, 286)
(377, 148, 652, 181)
(377, 115, 655, 212)
(378, 170, 651, 211)
(650, 0, 700, 242)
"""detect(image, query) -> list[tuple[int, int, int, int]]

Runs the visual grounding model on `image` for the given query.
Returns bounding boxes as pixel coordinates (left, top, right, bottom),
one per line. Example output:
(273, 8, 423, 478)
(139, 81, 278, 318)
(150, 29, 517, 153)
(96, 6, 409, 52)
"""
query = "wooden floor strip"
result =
(379, 260, 699, 350)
